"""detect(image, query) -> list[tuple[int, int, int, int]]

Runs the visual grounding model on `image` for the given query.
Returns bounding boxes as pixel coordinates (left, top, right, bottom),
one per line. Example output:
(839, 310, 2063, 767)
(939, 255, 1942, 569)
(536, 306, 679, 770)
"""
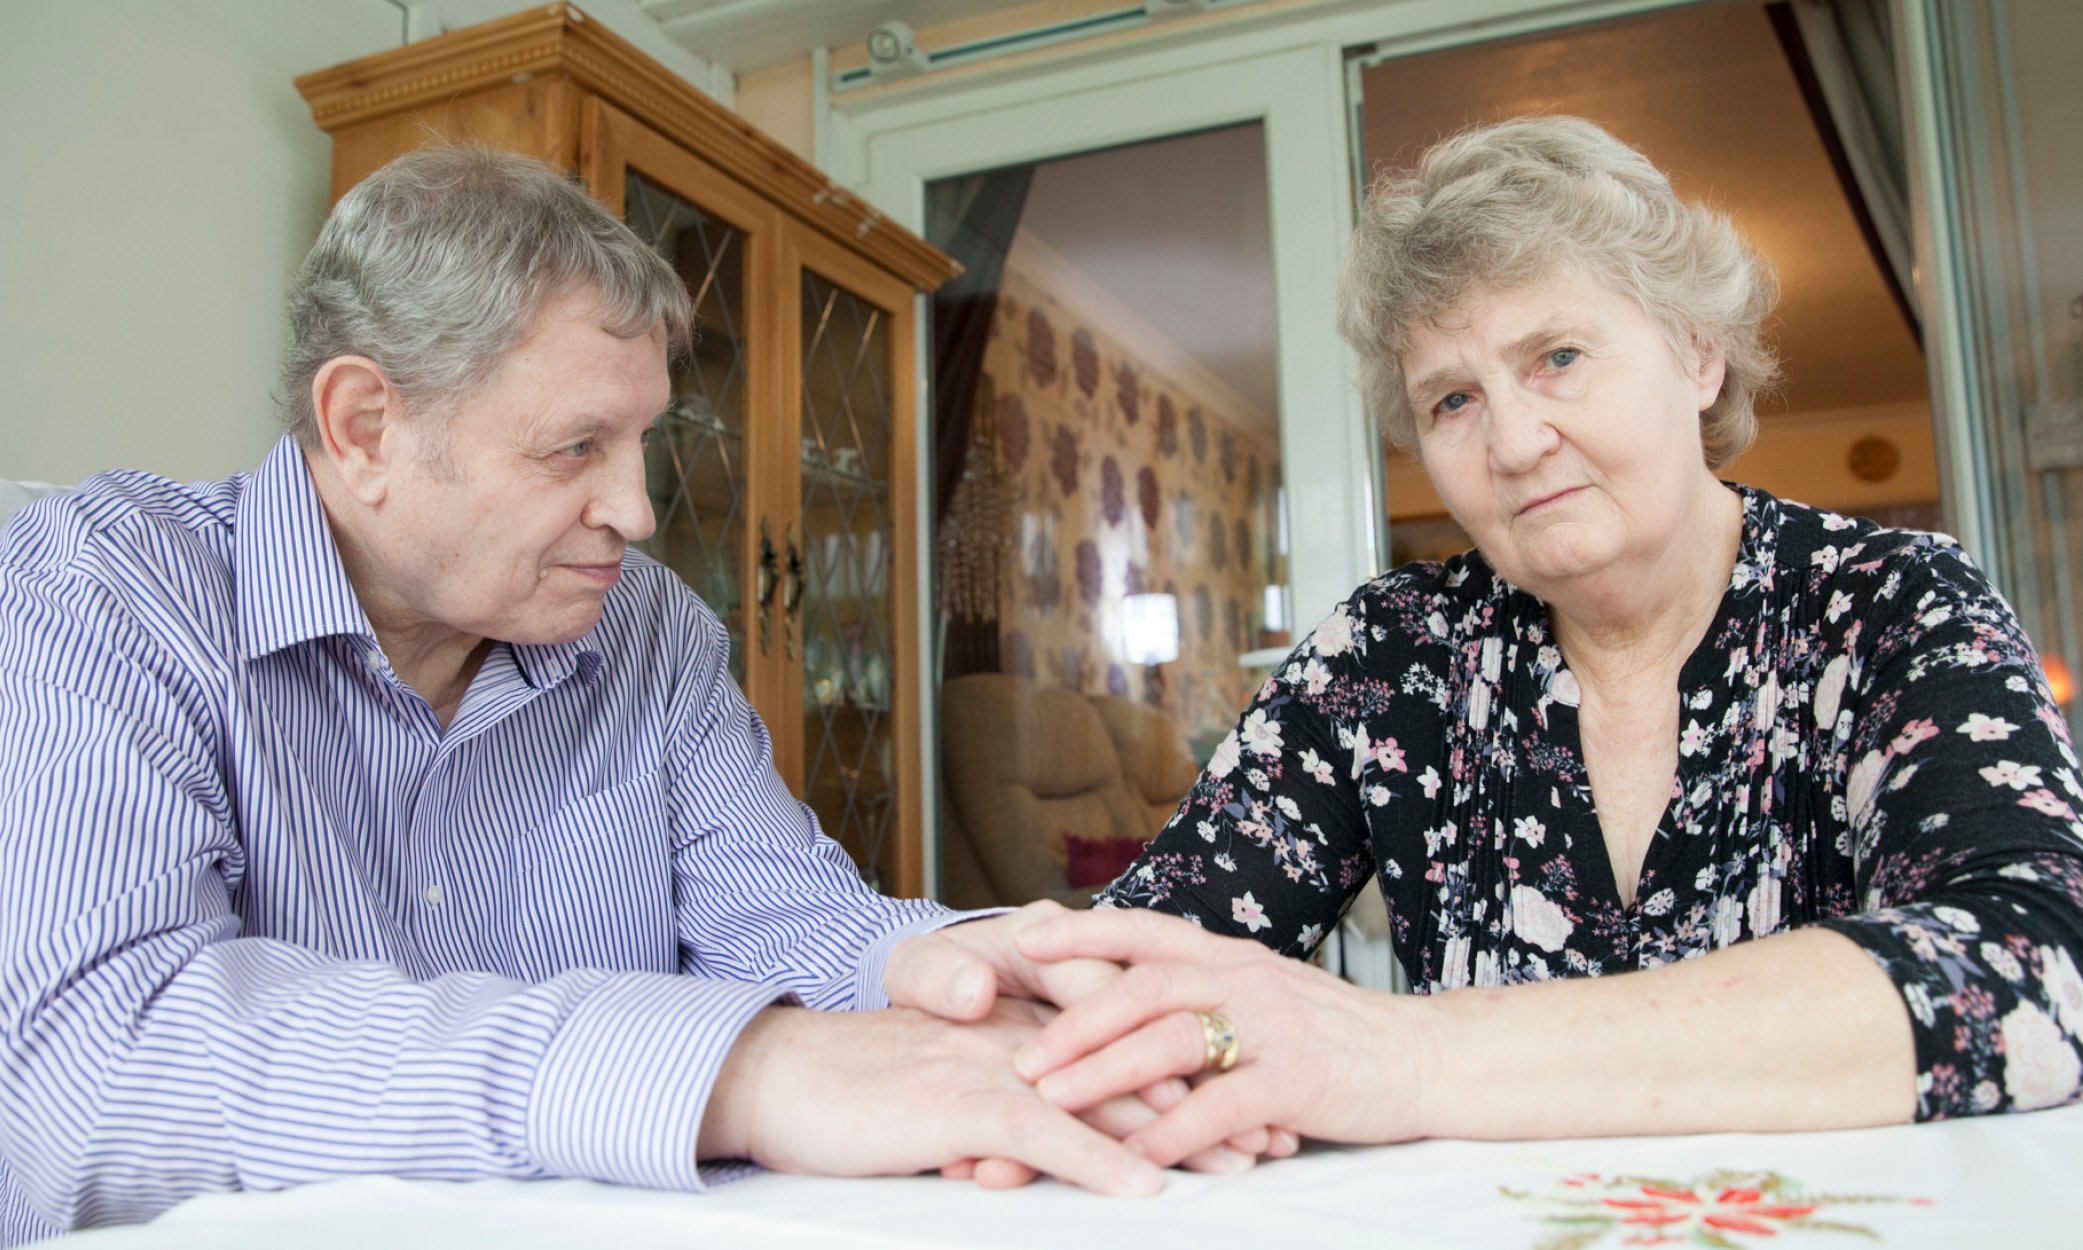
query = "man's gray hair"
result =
(1336, 116, 1780, 469)
(280, 146, 693, 442)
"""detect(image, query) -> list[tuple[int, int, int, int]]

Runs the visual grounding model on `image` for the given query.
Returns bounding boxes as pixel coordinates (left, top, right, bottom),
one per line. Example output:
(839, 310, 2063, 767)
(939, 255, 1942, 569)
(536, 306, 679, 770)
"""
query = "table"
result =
(49, 1104, 2083, 1249)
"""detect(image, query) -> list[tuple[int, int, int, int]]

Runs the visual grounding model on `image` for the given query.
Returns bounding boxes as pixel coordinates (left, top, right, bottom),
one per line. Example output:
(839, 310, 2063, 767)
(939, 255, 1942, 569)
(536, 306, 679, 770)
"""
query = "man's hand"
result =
(884, 901, 1115, 1020)
(885, 902, 1300, 1182)
(696, 1000, 1165, 1197)
(1010, 907, 1416, 1167)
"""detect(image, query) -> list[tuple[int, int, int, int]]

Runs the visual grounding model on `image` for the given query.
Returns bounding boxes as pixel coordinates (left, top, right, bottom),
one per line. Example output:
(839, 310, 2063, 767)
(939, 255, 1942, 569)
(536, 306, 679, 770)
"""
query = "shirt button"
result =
(424, 881, 444, 907)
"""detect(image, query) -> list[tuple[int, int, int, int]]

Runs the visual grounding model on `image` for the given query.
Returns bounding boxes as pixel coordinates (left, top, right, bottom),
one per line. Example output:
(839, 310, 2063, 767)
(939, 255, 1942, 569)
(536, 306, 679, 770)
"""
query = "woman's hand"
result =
(886, 901, 1300, 1180)
(1009, 907, 1430, 1166)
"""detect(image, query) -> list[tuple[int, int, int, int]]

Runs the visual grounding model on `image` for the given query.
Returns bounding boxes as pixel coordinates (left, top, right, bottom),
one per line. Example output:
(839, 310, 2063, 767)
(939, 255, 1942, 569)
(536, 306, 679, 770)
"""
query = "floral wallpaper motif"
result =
(1026, 308, 1057, 387)
(1116, 365, 1141, 426)
(982, 261, 1280, 750)
(1100, 457, 1125, 528)
(998, 394, 1030, 472)
(1071, 328, 1100, 400)
(1049, 425, 1081, 497)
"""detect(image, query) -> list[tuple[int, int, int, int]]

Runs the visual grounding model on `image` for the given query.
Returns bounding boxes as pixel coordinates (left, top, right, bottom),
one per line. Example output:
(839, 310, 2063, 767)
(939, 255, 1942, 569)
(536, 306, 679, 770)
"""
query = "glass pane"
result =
(625, 170, 750, 684)
(1353, 2, 1934, 566)
(1927, 1, 2083, 735)
(798, 271, 898, 889)
(926, 124, 1293, 910)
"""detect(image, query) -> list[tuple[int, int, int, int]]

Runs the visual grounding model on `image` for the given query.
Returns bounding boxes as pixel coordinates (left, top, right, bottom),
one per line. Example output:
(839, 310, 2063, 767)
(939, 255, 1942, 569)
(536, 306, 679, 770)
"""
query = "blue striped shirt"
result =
(0, 436, 957, 1241)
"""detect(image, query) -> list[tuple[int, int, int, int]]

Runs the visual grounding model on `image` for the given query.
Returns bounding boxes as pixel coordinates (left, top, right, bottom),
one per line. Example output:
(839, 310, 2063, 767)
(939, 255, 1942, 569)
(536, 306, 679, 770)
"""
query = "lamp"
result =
(865, 21, 928, 78)
(1122, 593, 1181, 665)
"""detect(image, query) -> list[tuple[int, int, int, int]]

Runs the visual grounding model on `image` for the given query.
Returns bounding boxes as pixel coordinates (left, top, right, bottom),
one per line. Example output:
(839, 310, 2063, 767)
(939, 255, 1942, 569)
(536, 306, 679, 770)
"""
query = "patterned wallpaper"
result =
(981, 260, 1281, 753)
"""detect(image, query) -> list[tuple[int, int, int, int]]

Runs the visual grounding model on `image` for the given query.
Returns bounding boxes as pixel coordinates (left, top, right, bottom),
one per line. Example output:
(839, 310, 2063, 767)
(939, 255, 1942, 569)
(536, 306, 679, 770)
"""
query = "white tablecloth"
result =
(47, 1105, 2083, 1249)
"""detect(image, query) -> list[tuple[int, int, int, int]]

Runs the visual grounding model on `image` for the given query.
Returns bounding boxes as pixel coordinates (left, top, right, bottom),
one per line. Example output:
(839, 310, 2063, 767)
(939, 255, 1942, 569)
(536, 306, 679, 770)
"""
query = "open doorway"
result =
(926, 124, 1294, 913)
(1351, 0, 1933, 566)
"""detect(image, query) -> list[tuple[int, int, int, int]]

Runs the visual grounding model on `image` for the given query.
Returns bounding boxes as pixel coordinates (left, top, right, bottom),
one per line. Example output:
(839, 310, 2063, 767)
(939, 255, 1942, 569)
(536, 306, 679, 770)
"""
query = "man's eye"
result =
(1546, 347, 1580, 370)
(561, 439, 593, 459)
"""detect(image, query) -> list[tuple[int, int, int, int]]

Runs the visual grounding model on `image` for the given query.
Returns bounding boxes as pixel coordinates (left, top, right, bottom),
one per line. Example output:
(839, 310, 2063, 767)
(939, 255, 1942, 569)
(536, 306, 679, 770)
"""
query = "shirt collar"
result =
(234, 436, 379, 660)
(511, 631, 605, 690)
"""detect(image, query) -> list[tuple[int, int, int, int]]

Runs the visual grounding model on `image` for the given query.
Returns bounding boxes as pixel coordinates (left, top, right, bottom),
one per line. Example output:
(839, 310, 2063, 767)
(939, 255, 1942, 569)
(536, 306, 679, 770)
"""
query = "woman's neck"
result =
(1547, 480, 1744, 698)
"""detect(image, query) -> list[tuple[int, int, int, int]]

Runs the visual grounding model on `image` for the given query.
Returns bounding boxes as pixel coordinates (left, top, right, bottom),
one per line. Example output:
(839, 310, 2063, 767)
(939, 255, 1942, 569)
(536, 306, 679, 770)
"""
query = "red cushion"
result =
(1063, 831, 1146, 890)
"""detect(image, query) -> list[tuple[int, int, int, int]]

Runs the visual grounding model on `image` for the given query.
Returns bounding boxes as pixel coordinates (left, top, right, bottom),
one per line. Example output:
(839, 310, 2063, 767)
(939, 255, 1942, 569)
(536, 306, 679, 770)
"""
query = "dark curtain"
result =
(927, 166, 1033, 679)
(1768, 0, 1920, 346)
(928, 166, 1034, 525)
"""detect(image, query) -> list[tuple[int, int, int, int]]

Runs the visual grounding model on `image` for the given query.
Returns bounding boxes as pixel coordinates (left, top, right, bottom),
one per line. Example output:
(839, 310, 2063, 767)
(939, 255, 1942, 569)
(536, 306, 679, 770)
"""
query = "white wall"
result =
(0, 0, 717, 487)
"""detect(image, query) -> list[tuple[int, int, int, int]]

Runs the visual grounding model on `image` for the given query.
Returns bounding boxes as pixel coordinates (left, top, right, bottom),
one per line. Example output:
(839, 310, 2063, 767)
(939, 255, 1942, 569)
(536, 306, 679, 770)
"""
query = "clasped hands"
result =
(745, 901, 1420, 1196)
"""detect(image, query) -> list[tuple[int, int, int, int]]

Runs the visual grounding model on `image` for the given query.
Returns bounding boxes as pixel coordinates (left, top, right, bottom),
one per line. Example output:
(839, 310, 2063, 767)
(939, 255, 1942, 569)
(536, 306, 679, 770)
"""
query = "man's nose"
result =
(591, 444, 657, 544)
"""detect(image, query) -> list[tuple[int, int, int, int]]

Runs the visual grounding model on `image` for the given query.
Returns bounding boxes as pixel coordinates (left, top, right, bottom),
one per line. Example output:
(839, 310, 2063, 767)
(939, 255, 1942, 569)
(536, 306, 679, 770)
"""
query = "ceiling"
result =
(1357, 1, 1926, 418)
(979, 0, 1927, 436)
(1019, 123, 1280, 422)
(637, 0, 1057, 72)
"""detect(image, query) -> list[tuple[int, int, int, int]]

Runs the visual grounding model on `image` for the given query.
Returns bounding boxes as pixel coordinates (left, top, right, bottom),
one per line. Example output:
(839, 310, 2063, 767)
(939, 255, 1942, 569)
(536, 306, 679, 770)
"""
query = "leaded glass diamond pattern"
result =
(798, 272, 897, 887)
(626, 171, 749, 683)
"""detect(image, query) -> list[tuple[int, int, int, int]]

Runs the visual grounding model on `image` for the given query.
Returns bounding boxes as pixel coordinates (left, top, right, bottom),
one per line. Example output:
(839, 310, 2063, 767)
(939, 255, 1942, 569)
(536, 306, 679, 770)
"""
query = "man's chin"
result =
(504, 602, 609, 649)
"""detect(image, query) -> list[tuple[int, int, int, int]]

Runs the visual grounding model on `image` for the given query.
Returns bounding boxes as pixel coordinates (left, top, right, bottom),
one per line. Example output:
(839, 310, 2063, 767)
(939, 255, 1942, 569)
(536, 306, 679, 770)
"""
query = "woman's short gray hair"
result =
(280, 146, 693, 443)
(1336, 116, 1779, 468)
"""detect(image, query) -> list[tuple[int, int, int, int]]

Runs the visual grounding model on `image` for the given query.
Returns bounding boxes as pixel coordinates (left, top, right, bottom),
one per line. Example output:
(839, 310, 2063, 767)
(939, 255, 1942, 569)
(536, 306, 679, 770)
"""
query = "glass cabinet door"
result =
(795, 266, 903, 890)
(625, 169, 754, 684)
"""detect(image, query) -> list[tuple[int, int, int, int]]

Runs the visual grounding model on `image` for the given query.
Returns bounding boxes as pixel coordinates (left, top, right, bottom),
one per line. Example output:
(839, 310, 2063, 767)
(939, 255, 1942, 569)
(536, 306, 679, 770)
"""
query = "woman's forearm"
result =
(1404, 927, 1917, 1138)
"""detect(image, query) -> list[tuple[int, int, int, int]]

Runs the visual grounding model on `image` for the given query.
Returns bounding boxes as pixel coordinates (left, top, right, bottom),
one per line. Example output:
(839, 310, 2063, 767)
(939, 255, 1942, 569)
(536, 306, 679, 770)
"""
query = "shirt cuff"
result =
(850, 906, 1012, 1011)
(527, 972, 788, 1191)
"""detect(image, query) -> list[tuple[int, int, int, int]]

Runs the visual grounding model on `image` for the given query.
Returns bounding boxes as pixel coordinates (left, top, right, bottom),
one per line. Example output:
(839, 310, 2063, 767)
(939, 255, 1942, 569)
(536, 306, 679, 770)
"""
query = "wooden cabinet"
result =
(297, 4, 957, 895)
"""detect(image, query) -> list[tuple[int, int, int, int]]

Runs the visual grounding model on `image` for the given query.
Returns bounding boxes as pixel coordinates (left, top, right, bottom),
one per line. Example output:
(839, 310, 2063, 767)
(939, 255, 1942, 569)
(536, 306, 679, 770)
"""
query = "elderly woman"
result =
(1005, 116, 2083, 1164)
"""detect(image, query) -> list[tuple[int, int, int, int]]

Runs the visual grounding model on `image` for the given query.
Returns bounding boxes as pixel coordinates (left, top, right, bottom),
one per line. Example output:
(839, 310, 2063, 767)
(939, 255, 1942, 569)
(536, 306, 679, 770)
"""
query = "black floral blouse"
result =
(1100, 486, 2083, 1119)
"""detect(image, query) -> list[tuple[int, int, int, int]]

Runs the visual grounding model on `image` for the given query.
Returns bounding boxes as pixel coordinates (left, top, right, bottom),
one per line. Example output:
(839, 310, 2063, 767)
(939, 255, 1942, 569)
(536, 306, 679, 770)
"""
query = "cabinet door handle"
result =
(756, 518, 780, 656)
(784, 524, 806, 662)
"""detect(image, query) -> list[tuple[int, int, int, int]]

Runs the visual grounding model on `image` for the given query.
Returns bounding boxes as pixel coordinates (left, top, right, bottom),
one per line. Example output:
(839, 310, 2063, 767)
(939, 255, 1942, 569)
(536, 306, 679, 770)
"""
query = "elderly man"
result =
(0, 148, 1212, 1242)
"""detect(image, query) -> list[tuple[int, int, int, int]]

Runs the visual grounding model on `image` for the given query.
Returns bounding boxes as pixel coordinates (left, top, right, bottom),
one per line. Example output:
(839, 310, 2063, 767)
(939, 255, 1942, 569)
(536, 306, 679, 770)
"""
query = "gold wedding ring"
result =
(1196, 1010, 1240, 1073)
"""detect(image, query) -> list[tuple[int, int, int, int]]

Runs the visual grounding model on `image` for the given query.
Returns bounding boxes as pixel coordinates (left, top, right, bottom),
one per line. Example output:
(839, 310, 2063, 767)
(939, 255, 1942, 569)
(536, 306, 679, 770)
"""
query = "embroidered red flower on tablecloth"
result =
(1504, 1168, 1929, 1250)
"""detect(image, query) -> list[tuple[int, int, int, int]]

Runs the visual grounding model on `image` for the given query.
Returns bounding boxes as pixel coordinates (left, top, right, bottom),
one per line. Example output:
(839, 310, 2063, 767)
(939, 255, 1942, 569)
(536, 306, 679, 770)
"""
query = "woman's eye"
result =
(1546, 347, 1580, 370)
(561, 439, 594, 459)
(1435, 392, 1472, 416)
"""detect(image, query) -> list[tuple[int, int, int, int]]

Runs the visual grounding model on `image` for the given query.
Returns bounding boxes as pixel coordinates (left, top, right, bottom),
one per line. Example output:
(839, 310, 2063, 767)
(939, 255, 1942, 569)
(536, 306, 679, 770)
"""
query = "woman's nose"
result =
(1485, 389, 1560, 475)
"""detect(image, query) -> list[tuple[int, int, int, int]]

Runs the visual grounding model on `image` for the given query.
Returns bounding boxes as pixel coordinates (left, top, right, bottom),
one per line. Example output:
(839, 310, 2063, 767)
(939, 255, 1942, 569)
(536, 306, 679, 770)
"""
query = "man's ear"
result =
(310, 356, 405, 505)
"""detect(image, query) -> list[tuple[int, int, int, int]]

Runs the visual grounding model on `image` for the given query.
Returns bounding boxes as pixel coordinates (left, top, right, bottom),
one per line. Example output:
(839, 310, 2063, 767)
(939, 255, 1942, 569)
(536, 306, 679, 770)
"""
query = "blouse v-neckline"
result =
(1511, 486, 1768, 924)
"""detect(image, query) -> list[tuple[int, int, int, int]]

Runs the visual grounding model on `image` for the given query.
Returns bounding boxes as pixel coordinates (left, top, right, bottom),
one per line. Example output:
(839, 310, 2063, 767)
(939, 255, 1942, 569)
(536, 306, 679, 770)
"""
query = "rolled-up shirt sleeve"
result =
(1813, 543, 2083, 1118)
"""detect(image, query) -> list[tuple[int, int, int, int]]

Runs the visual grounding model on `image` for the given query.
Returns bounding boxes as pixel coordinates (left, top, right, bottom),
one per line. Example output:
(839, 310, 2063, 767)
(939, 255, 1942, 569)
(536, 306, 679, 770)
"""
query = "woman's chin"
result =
(1488, 534, 1620, 593)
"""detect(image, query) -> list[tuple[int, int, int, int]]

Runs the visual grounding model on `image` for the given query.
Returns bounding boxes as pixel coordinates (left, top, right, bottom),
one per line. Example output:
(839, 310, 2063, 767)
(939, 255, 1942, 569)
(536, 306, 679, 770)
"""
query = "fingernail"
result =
(948, 966, 984, 1013)
(1035, 1073, 1069, 1105)
(1207, 1146, 1254, 1174)
(1118, 1158, 1164, 1196)
(1014, 1044, 1043, 1081)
